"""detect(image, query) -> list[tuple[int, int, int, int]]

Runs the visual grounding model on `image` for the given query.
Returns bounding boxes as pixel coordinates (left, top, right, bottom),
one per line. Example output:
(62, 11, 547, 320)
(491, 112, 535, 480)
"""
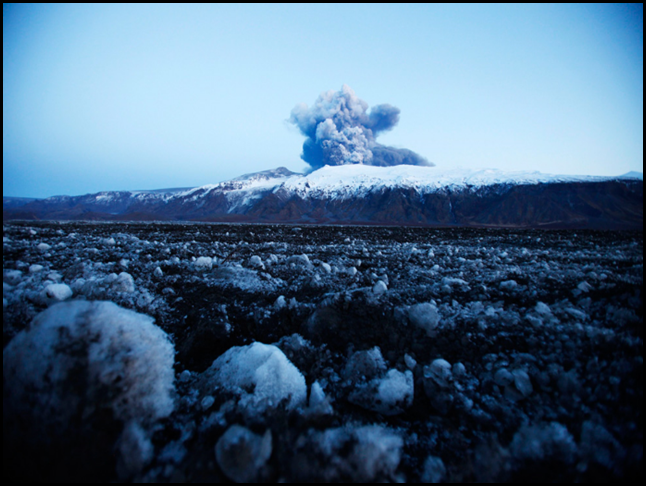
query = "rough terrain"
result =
(3, 222, 643, 482)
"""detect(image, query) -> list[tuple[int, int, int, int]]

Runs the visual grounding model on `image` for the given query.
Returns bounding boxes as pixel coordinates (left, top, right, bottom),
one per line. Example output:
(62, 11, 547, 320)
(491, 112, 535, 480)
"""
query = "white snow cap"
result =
(206, 342, 307, 414)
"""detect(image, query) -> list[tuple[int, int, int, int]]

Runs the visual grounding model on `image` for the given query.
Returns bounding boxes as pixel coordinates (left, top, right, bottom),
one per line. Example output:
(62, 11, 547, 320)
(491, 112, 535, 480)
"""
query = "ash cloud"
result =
(290, 85, 432, 170)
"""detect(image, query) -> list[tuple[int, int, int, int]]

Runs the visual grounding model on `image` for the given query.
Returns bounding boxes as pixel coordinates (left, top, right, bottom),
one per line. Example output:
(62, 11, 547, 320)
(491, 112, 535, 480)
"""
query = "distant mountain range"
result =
(3, 166, 643, 229)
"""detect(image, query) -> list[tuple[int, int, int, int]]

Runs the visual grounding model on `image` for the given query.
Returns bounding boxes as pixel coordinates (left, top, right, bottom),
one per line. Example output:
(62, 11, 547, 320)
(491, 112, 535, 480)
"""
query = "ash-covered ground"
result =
(3, 222, 643, 482)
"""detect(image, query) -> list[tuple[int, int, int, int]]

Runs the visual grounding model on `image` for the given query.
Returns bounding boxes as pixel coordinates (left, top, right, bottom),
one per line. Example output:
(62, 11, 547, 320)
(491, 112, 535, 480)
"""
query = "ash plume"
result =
(289, 85, 432, 170)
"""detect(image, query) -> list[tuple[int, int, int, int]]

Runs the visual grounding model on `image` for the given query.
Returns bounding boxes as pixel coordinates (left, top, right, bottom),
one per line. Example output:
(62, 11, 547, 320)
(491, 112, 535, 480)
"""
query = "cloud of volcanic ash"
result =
(289, 85, 432, 170)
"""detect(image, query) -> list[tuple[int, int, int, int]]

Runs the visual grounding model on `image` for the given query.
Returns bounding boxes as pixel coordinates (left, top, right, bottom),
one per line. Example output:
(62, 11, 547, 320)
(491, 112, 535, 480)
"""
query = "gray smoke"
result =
(289, 85, 432, 170)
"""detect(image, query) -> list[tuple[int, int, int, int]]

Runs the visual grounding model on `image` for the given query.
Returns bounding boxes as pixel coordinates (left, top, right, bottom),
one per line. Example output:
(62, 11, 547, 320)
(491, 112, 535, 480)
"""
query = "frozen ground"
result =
(3, 221, 643, 482)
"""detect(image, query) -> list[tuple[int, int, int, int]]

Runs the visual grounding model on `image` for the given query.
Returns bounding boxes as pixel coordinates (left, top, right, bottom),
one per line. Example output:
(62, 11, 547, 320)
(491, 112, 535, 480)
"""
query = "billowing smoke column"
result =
(290, 85, 432, 170)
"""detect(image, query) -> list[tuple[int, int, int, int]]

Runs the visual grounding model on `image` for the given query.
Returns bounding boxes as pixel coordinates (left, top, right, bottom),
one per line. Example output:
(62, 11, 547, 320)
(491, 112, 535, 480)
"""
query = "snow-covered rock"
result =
(343, 347, 387, 382)
(203, 342, 306, 415)
(408, 303, 440, 335)
(44, 283, 73, 301)
(349, 368, 414, 416)
(248, 255, 265, 269)
(288, 254, 310, 266)
(292, 425, 403, 482)
(510, 422, 577, 465)
(113, 272, 135, 293)
(423, 359, 455, 414)
(421, 455, 446, 483)
(372, 279, 388, 294)
(195, 256, 213, 270)
(215, 425, 273, 482)
(3, 300, 175, 478)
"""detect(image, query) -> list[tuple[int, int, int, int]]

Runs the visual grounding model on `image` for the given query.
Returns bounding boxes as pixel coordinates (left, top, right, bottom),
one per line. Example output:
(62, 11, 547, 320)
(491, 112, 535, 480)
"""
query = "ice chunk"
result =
(408, 303, 440, 335)
(4, 269, 23, 285)
(206, 342, 306, 414)
(421, 455, 446, 483)
(404, 354, 417, 370)
(215, 425, 272, 482)
(274, 295, 287, 309)
(494, 368, 514, 387)
(423, 359, 454, 414)
(579, 421, 623, 471)
(344, 346, 387, 381)
(248, 255, 265, 269)
(294, 425, 403, 482)
(565, 307, 587, 321)
(349, 368, 414, 416)
(577, 281, 592, 293)
(372, 280, 388, 294)
(319, 261, 332, 274)
(29, 264, 44, 273)
(113, 272, 135, 293)
(375, 369, 414, 415)
(153, 266, 163, 278)
(307, 380, 334, 416)
(309, 381, 326, 408)
(117, 421, 154, 479)
(195, 256, 213, 270)
(535, 301, 552, 315)
(44, 283, 73, 302)
(512, 369, 533, 397)
(442, 276, 468, 287)
(510, 422, 577, 464)
(3, 301, 175, 477)
(288, 254, 310, 266)
(426, 358, 452, 388)
(201, 395, 215, 410)
(452, 362, 467, 379)
(353, 425, 404, 481)
(37, 242, 51, 251)
(500, 280, 518, 290)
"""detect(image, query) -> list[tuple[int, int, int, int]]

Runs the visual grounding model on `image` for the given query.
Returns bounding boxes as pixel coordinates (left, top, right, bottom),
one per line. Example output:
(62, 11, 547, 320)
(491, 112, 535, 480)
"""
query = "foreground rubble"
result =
(3, 222, 643, 482)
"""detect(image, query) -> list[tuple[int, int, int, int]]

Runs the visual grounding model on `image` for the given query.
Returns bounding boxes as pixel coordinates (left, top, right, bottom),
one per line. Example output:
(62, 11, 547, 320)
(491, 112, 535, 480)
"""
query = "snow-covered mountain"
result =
(3, 166, 643, 229)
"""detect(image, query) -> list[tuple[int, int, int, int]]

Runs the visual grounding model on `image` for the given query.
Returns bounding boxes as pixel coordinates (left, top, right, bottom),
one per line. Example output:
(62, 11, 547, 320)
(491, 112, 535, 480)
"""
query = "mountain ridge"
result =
(3, 166, 643, 229)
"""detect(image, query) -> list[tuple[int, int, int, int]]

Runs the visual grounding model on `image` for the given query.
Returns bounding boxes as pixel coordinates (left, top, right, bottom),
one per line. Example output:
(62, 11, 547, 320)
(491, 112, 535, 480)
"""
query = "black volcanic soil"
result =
(3, 222, 643, 482)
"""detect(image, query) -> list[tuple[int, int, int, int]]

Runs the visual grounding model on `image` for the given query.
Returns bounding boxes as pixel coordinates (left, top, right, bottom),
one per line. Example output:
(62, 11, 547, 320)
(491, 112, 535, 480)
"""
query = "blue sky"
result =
(3, 4, 643, 197)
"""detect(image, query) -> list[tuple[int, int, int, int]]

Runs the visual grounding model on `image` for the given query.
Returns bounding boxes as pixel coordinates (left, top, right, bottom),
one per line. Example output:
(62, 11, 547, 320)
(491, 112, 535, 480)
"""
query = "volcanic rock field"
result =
(3, 221, 643, 482)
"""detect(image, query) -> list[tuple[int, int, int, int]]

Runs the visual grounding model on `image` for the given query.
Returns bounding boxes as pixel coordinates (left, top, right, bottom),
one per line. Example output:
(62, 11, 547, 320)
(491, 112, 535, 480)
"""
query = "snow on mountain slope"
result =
(280, 165, 630, 198)
(4, 165, 642, 228)
(179, 164, 640, 203)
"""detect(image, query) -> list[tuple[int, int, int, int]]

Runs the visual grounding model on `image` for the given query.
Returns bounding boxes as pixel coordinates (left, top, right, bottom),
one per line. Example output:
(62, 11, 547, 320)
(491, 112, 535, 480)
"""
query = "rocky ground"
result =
(3, 221, 643, 482)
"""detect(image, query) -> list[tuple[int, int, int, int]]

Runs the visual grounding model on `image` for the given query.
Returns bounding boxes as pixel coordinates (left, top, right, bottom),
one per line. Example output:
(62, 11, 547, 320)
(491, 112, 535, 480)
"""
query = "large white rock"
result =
(206, 342, 306, 414)
(3, 300, 175, 478)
